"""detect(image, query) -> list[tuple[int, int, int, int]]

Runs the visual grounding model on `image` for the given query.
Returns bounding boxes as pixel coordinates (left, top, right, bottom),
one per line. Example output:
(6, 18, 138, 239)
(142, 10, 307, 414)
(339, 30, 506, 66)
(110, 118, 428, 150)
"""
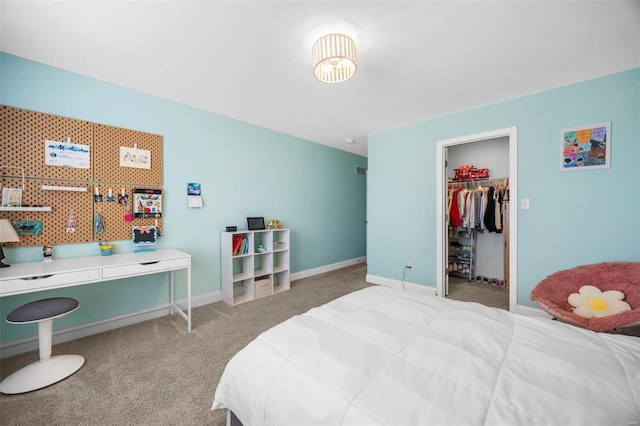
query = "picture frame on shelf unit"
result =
(247, 217, 265, 230)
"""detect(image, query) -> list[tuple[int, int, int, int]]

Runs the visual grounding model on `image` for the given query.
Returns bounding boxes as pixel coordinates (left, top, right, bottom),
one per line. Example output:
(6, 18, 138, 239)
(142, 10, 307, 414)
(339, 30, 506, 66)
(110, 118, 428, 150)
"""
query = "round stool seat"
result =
(7, 297, 79, 324)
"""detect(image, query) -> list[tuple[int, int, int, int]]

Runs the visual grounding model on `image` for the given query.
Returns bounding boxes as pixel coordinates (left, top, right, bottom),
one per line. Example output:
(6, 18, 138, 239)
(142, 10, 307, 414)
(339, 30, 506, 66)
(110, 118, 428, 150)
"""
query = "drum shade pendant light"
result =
(312, 33, 357, 83)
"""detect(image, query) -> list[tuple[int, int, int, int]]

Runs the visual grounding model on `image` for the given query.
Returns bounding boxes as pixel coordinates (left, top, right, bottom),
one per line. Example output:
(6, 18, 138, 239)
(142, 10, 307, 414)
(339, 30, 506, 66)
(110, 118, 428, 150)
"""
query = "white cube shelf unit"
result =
(221, 229, 290, 305)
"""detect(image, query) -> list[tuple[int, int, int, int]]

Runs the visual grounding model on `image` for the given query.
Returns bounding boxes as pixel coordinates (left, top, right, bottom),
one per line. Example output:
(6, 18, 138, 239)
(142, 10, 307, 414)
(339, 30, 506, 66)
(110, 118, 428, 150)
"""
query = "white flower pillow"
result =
(568, 285, 631, 318)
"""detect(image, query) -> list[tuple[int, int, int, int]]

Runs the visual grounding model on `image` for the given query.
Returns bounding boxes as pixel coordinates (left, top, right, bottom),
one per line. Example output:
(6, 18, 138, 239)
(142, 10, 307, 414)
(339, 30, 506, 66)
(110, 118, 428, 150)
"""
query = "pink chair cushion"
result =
(530, 262, 640, 332)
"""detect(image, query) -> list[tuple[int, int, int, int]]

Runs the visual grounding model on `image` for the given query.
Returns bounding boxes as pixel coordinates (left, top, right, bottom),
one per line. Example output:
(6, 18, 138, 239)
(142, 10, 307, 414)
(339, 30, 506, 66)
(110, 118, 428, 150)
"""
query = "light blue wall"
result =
(0, 53, 367, 341)
(368, 68, 640, 307)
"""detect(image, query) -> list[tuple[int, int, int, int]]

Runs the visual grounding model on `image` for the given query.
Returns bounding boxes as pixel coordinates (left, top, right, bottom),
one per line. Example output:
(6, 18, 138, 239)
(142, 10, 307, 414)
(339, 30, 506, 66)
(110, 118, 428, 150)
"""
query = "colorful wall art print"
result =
(133, 188, 162, 218)
(561, 122, 610, 171)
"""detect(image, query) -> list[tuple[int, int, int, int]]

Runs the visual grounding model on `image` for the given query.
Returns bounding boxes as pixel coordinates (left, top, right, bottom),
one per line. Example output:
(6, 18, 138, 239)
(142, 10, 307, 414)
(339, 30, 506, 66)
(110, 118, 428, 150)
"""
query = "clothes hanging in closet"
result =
(448, 182, 508, 233)
(483, 186, 497, 232)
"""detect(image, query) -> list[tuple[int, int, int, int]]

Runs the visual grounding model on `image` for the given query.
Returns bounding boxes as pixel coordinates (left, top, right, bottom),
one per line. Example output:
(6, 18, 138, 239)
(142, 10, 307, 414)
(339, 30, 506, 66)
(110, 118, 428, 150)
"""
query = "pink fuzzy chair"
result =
(531, 262, 640, 334)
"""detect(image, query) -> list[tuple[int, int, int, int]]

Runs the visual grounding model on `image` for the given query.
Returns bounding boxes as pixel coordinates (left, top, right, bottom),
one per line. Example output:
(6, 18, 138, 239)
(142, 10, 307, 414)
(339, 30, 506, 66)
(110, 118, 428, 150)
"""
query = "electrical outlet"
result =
(407, 261, 413, 269)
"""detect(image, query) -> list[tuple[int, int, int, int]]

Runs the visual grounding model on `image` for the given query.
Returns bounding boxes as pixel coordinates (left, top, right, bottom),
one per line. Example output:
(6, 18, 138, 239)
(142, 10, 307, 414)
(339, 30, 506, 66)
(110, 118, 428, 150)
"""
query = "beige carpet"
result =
(0, 264, 371, 426)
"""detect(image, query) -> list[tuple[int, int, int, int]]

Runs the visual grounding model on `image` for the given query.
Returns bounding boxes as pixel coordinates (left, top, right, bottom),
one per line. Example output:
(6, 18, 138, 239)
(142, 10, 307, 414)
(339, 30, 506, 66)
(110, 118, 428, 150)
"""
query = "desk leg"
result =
(187, 266, 192, 332)
(170, 270, 175, 316)
(168, 268, 191, 332)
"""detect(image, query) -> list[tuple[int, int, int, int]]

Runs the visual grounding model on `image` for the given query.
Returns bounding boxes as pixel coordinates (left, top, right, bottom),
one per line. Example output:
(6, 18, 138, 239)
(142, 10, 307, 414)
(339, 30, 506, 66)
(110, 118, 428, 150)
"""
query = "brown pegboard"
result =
(1, 106, 164, 246)
(0, 178, 93, 247)
(1, 106, 93, 181)
(93, 185, 162, 243)
(94, 124, 163, 185)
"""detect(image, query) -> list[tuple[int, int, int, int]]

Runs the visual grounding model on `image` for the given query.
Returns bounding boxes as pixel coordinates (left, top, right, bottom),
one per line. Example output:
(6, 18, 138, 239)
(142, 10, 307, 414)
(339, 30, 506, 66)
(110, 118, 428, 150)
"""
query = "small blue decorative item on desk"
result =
(132, 226, 156, 252)
(99, 242, 114, 256)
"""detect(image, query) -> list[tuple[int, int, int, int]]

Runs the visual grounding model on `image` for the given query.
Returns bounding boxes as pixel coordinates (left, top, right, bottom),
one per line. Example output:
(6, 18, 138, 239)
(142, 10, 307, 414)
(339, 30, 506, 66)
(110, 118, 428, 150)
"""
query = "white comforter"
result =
(212, 286, 640, 425)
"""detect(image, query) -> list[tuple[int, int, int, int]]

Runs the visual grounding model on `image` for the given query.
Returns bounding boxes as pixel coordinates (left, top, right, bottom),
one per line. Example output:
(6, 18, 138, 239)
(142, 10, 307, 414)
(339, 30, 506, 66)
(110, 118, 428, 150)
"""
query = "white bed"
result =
(212, 286, 640, 425)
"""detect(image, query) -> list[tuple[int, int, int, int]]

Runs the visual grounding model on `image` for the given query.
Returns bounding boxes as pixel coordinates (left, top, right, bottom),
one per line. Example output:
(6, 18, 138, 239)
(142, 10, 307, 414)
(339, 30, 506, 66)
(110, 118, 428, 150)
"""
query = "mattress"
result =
(212, 285, 640, 425)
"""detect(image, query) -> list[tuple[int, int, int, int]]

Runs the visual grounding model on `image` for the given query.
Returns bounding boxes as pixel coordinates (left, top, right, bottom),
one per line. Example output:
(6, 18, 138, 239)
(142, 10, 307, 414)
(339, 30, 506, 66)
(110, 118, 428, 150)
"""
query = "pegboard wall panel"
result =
(94, 124, 163, 185)
(94, 185, 163, 243)
(1, 105, 164, 246)
(1, 106, 93, 181)
(0, 178, 93, 247)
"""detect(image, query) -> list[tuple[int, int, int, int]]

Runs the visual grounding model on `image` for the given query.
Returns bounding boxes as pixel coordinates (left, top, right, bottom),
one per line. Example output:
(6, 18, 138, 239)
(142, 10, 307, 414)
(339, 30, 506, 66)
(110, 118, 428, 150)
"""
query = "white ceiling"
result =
(1, 1, 639, 157)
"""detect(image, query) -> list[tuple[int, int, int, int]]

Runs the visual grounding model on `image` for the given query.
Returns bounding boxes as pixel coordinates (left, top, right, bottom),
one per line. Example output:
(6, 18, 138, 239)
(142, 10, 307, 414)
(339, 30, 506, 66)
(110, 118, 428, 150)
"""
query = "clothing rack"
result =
(447, 177, 508, 189)
(448, 177, 509, 201)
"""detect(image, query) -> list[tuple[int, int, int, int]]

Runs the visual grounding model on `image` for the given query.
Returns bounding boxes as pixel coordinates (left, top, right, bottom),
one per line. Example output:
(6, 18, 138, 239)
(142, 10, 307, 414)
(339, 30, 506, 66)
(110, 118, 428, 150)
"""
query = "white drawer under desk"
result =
(0, 248, 192, 331)
(102, 257, 190, 280)
(0, 269, 101, 296)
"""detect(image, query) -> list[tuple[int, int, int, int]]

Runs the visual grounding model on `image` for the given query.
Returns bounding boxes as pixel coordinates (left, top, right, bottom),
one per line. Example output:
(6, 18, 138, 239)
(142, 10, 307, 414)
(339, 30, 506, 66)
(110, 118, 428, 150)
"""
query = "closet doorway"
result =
(436, 127, 518, 312)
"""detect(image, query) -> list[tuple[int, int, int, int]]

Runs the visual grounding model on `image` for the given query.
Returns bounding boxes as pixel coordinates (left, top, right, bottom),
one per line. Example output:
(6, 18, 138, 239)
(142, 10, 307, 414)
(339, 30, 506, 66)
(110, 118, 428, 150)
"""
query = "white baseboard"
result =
(291, 257, 367, 281)
(1, 257, 368, 359)
(0, 292, 221, 359)
(366, 274, 552, 320)
(366, 274, 437, 295)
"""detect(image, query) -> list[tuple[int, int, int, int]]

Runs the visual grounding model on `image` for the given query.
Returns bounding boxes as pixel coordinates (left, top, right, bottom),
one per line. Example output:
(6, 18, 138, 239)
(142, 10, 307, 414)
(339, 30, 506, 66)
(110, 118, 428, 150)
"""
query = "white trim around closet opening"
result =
(436, 127, 518, 312)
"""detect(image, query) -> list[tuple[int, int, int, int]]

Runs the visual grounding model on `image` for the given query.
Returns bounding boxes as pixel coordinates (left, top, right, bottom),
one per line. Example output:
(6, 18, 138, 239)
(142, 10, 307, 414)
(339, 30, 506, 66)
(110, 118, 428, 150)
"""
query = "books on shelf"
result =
(2, 188, 22, 207)
(232, 235, 242, 255)
(232, 235, 250, 255)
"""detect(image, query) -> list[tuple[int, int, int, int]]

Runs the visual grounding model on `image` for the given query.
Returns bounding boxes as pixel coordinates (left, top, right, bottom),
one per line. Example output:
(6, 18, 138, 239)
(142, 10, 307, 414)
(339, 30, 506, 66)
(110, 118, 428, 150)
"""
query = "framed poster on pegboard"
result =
(133, 188, 162, 218)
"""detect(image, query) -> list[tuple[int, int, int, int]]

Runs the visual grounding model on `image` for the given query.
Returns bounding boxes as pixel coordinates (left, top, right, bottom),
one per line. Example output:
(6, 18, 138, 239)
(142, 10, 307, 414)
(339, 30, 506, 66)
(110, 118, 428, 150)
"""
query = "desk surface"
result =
(0, 249, 190, 281)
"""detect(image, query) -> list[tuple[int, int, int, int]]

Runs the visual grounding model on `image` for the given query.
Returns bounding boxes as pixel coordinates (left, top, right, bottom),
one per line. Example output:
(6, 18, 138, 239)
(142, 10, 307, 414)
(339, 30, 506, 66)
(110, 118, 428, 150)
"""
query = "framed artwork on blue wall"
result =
(561, 122, 610, 171)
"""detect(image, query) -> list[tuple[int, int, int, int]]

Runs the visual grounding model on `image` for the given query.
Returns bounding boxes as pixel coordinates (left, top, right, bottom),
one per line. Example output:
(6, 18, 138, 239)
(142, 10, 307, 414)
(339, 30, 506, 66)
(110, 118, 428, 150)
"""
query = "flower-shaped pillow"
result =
(568, 285, 631, 318)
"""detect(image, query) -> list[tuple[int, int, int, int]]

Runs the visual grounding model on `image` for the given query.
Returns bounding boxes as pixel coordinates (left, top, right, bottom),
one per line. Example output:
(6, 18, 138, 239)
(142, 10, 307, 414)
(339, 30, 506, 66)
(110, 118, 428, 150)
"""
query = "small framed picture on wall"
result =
(560, 122, 610, 171)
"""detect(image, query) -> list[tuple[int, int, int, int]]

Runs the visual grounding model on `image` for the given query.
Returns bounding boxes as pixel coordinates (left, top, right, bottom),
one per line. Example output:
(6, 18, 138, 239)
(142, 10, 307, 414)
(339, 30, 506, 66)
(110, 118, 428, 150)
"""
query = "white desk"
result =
(0, 248, 192, 332)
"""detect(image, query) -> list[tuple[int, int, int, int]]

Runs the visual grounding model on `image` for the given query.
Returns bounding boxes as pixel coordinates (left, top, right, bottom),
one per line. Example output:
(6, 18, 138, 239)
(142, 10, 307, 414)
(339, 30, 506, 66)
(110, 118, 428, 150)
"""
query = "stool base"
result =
(0, 354, 85, 394)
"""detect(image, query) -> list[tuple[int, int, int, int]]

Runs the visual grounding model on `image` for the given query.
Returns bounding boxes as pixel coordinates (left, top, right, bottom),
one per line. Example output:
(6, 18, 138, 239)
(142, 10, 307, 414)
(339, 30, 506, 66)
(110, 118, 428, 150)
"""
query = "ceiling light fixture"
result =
(312, 33, 357, 84)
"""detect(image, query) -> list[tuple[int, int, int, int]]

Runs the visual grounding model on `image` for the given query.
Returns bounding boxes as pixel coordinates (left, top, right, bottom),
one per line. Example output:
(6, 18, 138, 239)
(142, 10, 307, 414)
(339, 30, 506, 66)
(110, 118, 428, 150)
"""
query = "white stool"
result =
(0, 297, 85, 394)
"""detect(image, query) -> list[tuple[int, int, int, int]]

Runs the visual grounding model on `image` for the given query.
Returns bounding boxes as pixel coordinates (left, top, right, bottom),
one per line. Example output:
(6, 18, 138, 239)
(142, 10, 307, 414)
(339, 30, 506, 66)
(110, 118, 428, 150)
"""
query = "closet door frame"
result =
(436, 127, 518, 312)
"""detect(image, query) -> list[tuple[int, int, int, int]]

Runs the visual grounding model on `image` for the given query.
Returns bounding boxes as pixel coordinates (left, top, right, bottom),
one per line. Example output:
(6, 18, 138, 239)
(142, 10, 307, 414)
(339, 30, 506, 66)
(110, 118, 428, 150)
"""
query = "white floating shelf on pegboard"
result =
(0, 206, 51, 212)
(41, 185, 88, 192)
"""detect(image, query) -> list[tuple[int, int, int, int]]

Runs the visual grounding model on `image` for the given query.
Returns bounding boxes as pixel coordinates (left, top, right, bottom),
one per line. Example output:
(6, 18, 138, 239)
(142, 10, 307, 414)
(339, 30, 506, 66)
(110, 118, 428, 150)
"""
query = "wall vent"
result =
(355, 166, 367, 176)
